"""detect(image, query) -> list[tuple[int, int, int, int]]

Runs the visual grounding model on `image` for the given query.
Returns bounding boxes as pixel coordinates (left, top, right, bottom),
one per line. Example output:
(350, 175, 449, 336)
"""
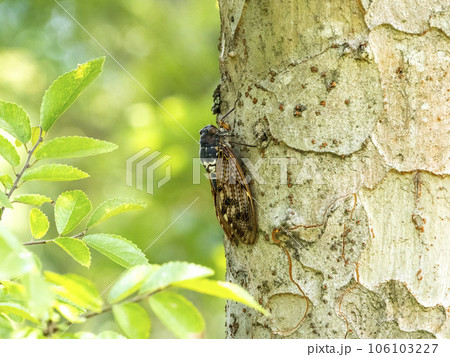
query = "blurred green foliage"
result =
(0, 0, 225, 338)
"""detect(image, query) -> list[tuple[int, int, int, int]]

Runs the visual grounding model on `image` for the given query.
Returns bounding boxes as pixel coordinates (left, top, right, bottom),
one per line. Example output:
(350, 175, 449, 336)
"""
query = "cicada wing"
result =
(214, 145, 257, 244)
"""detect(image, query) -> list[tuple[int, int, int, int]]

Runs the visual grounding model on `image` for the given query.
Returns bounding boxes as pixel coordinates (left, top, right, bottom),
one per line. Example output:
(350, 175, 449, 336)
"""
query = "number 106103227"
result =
(368, 343, 438, 354)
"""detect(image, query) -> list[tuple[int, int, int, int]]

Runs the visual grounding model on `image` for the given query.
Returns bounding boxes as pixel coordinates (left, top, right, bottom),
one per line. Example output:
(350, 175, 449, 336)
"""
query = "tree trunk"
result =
(217, 0, 449, 339)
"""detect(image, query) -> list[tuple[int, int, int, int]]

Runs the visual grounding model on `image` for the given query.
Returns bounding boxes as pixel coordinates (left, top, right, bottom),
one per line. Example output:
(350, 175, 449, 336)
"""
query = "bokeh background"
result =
(0, 0, 225, 338)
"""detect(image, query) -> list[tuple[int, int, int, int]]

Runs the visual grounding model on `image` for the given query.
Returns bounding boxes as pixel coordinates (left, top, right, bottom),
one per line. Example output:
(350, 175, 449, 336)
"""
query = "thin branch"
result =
(7, 127, 43, 199)
(72, 229, 88, 239)
(82, 289, 162, 319)
(0, 127, 44, 220)
(23, 239, 52, 246)
(23, 229, 88, 247)
(44, 288, 163, 338)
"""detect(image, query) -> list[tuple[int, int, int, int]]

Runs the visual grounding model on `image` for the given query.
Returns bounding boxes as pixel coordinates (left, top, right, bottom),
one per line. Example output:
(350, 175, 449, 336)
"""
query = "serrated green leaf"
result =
(35, 136, 118, 160)
(21, 164, 89, 182)
(40, 57, 105, 131)
(140, 262, 214, 294)
(149, 292, 204, 339)
(54, 237, 91, 267)
(29, 208, 49, 239)
(13, 194, 52, 206)
(108, 264, 159, 304)
(113, 303, 150, 339)
(0, 101, 31, 143)
(0, 135, 20, 167)
(44, 271, 103, 312)
(87, 198, 146, 228)
(0, 302, 39, 324)
(83, 234, 148, 268)
(0, 174, 13, 189)
(54, 190, 91, 235)
(0, 191, 12, 208)
(175, 279, 268, 316)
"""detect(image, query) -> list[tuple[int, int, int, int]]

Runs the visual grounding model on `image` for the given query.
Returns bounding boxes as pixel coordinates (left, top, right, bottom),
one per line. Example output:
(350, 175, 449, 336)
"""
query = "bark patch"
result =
(268, 293, 308, 335)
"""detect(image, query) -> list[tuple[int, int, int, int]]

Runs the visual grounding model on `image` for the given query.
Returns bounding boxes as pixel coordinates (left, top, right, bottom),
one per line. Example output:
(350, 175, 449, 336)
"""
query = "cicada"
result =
(199, 125, 257, 244)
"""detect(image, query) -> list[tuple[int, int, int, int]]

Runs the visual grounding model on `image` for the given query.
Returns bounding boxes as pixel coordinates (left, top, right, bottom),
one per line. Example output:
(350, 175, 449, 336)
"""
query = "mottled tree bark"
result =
(217, 0, 449, 339)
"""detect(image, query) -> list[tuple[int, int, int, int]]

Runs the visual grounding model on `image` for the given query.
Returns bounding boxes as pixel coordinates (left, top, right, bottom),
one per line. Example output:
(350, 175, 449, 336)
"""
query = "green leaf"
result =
(175, 279, 269, 316)
(87, 198, 146, 228)
(0, 101, 31, 143)
(83, 234, 148, 268)
(0, 226, 35, 280)
(0, 174, 13, 189)
(54, 300, 85, 323)
(0, 191, 12, 208)
(54, 237, 91, 267)
(0, 135, 20, 167)
(21, 164, 89, 182)
(54, 190, 91, 235)
(108, 264, 159, 304)
(35, 136, 118, 160)
(0, 281, 27, 314)
(40, 57, 105, 131)
(30, 127, 42, 146)
(140, 262, 214, 294)
(44, 271, 103, 312)
(13, 194, 52, 206)
(113, 303, 151, 339)
(149, 292, 204, 339)
(0, 302, 39, 324)
(29, 208, 49, 239)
